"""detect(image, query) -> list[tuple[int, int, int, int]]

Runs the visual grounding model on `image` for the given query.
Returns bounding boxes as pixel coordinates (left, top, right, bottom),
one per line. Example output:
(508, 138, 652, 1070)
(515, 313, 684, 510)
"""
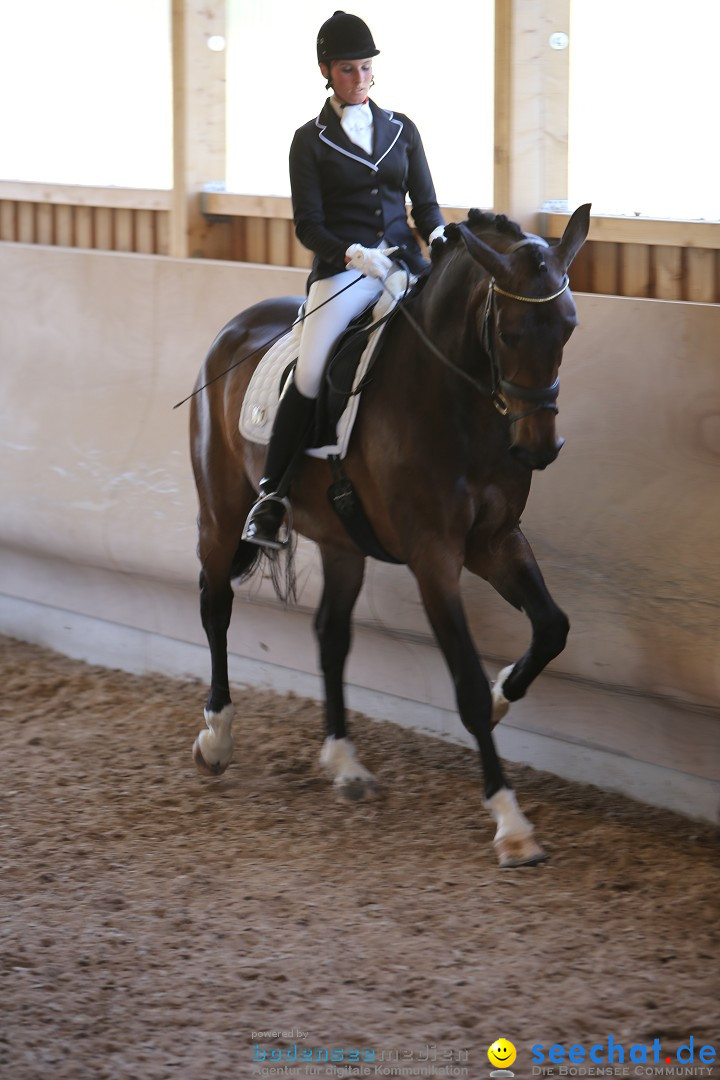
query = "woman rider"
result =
(242, 10, 446, 549)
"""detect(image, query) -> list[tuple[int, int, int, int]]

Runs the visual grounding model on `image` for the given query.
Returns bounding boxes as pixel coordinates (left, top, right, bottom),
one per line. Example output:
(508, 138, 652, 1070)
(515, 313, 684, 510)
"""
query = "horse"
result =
(189, 204, 591, 868)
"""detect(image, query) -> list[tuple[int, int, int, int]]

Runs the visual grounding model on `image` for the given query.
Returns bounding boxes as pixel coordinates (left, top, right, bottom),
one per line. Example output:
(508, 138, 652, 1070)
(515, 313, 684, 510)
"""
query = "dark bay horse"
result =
(190, 204, 591, 867)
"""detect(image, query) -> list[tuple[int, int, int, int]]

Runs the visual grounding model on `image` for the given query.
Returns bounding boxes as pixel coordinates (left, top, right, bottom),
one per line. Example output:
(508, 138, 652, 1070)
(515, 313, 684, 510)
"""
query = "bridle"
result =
(389, 236, 572, 424)
(481, 271, 570, 422)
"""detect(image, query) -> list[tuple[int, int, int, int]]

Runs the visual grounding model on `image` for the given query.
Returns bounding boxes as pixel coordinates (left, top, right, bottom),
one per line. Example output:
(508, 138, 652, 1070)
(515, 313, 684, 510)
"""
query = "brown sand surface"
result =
(0, 635, 717, 1080)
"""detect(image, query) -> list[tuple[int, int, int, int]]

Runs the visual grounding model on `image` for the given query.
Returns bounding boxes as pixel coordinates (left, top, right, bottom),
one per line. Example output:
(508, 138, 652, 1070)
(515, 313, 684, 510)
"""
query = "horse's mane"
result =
(430, 208, 549, 273)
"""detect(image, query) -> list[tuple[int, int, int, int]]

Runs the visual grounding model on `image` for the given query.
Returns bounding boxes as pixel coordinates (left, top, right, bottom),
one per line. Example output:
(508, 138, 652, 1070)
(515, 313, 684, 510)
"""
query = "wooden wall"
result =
(1, 243, 718, 821)
(0, 184, 171, 256)
(2, 184, 717, 302)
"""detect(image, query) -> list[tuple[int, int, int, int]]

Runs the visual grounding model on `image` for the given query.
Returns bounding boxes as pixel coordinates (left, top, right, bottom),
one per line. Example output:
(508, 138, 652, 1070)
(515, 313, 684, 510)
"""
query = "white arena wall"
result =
(1, 241, 718, 823)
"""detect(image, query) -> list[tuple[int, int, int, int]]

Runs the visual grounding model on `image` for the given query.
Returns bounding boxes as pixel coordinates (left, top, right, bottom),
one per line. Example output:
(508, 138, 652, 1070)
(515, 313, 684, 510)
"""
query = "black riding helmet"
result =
(317, 10, 380, 81)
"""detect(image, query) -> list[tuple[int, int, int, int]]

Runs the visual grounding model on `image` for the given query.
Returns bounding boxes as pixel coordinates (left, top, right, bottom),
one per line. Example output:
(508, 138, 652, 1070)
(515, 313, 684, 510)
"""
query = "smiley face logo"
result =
(488, 1039, 517, 1070)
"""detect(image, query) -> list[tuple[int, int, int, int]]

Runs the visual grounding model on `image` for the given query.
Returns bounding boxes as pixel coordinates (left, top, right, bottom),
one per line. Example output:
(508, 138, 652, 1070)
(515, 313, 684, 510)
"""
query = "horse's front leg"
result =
(192, 494, 259, 776)
(192, 559, 236, 776)
(413, 557, 546, 868)
(314, 545, 378, 801)
(467, 527, 570, 727)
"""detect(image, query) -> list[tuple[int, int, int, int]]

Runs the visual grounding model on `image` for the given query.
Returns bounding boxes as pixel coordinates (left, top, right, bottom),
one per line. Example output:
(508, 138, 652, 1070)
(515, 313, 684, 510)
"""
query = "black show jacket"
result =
(289, 98, 445, 286)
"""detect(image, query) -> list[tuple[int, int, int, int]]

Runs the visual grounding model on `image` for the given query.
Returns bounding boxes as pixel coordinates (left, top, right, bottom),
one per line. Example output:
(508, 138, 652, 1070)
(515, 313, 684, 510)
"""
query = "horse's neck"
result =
(419, 255, 487, 373)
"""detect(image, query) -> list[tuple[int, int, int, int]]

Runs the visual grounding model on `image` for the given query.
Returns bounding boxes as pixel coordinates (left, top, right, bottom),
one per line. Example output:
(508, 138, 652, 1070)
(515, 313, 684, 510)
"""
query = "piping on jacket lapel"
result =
(315, 103, 403, 172)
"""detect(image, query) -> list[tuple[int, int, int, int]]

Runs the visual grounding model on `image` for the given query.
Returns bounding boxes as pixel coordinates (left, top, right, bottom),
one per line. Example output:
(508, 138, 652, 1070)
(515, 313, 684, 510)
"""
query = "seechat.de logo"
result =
(531, 1036, 717, 1075)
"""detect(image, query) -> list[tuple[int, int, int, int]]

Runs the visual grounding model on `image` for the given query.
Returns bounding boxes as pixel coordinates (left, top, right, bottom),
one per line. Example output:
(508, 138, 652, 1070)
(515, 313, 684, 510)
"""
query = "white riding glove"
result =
(429, 225, 447, 245)
(345, 244, 397, 279)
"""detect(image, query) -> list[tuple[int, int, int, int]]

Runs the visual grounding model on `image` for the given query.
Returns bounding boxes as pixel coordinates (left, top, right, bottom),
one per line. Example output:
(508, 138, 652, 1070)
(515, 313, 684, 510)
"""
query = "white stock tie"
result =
(340, 102, 373, 155)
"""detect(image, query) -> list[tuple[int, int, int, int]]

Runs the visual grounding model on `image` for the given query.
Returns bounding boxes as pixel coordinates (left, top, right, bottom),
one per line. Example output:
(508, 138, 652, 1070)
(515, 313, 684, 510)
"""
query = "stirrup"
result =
(241, 492, 292, 550)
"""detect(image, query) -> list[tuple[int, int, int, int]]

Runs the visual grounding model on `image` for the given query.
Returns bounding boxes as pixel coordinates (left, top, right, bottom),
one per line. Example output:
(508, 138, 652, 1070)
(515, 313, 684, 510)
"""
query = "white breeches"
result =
(294, 270, 384, 399)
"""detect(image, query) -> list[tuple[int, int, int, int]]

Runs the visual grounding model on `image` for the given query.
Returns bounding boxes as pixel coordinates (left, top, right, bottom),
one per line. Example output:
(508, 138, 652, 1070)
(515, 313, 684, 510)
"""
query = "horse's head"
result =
(452, 204, 590, 470)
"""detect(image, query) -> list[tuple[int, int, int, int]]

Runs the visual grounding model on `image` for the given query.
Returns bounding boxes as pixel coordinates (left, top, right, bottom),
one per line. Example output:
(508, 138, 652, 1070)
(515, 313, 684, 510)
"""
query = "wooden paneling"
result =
(36, 203, 53, 245)
(156, 211, 170, 256)
(543, 209, 720, 249)
(75, 206, 94, 249)
(686, 249, 716, 303)
(244, 217, 266, 264)
(1, 186, 716, 301)
(620, 244, 651, 298)
(291, 230, 313, 271)
(55, 205, 74, 248)
(135, 210, 156, 255)
(654, 245, 683, 301)
(592, 241, 619, 295)
(114, 208, 134, 253)
(0, 180, 170, 210)
(94, 207, 114, 251)
(0, 201, 16, 241)
(267, 218, 290, 267)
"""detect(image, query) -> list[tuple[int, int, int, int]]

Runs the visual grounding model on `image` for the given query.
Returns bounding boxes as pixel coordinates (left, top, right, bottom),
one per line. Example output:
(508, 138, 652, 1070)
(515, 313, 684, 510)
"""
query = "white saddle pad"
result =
(239, 269, 412, 460)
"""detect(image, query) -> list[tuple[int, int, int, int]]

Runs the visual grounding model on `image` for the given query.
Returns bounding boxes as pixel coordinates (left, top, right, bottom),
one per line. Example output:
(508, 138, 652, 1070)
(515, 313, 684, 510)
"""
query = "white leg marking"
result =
(485, 787, 546, 868)
(491, 664, 514, 727)
(320, 737, 376, 787)
(193, 704, 235, 774)
(485, 787, 534, 842)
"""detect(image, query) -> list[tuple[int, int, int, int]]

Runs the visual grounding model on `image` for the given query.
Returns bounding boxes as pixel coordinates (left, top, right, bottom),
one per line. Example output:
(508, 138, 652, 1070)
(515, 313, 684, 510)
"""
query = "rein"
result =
(175, 239, 569, 421)
(173, 273, 367, 409)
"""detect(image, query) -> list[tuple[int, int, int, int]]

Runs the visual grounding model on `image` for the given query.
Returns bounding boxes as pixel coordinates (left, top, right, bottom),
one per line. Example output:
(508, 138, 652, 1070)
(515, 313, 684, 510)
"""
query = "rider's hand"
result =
(429, 225, 447, 247)
(345, 244, 396, 279)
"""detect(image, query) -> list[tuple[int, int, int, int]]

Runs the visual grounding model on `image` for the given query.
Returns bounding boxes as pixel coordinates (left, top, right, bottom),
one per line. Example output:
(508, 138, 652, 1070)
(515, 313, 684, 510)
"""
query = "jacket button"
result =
(374, 208, 382, 216)
(371, 188, 379, 196)
(376, 230, 383, 238)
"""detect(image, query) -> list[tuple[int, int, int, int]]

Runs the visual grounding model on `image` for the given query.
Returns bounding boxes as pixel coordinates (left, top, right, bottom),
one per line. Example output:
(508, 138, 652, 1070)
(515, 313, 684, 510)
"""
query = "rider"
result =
(242, 10, 446, 549)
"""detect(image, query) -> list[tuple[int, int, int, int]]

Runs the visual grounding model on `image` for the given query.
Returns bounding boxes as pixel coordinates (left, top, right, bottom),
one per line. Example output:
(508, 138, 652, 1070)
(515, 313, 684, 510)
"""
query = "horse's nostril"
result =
(510, 445, 534, 469)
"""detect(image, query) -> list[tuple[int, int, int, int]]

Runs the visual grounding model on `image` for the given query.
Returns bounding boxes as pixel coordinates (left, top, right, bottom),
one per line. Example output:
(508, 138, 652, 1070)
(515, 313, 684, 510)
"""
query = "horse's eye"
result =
(498, 328, 520, 348)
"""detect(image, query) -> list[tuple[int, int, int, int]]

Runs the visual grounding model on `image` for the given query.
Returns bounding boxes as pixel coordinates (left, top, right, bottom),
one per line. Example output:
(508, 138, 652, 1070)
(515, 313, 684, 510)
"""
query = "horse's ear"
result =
(453, 222, 512, 279)
(554, 203, 591, 271)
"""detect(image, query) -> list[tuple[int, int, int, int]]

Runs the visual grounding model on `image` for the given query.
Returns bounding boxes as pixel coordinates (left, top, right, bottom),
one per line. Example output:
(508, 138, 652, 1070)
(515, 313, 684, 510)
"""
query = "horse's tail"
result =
(230, 535, 298, 606)
(229, 537, 263, 585)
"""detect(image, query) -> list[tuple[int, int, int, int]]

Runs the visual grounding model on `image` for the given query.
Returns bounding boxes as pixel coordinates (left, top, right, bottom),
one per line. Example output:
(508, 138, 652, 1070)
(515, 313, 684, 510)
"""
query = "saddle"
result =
(238, 268, 422, 563)
(239, 269, 414, 458)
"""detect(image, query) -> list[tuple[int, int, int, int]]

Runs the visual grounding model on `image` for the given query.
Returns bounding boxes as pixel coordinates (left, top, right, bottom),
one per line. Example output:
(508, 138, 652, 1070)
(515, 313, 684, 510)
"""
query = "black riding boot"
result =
(242, 378, 315, 549)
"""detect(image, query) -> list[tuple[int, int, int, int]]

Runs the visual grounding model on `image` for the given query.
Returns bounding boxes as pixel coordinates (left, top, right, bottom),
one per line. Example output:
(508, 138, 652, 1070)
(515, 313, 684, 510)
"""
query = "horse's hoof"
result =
(491, 664, 514, 728)
(192, 736, 230, 777)
(334, 777, 380, 802)
(495, 834, 549, 869)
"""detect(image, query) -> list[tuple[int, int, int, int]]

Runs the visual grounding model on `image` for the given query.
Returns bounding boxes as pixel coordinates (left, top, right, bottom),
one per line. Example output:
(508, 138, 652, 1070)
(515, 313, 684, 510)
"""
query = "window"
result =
(0, 0, 172, 187)
(225, 0, 495, 207)
(568, 0, 719, 221)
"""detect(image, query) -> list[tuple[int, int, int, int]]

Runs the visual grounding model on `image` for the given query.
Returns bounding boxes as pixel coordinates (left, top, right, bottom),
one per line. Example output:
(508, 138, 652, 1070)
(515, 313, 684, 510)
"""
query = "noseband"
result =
(481, 274, 570, 423)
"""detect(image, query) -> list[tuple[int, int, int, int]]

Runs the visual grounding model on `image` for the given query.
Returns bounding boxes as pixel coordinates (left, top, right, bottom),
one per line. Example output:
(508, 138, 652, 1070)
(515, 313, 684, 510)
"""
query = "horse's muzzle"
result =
(510, 436, 565, 471)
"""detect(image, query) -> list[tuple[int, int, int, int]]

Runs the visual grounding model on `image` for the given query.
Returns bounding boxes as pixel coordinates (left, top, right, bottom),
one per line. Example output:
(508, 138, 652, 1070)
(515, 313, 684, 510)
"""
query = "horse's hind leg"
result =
(192, 479, 260, 777)
(314, 546, 378, 800)
(469, 527, 569, 727)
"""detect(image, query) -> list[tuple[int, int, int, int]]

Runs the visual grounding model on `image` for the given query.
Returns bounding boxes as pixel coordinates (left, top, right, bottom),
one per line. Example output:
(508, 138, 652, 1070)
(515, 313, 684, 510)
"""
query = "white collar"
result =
(330, 95, 372, 121)
(329, 96, 373, 153)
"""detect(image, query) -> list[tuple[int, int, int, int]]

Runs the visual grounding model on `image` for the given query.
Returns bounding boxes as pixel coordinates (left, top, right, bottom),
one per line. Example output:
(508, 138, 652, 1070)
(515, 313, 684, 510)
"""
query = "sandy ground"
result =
(0, 634, 717, 1080)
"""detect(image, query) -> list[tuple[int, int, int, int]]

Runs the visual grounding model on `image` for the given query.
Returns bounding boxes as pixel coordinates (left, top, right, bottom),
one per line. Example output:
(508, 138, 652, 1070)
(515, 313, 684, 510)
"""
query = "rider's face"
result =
(322, 58, 373, 106)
